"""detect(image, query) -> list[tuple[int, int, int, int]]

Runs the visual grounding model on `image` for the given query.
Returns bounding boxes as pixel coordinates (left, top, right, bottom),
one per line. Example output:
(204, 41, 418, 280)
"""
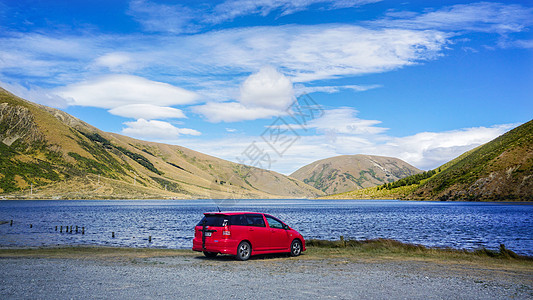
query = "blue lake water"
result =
(0, 199, 532, 256)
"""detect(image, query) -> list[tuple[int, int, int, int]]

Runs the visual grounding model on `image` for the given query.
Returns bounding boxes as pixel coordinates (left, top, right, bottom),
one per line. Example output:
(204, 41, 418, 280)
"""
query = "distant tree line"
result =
(378, 169, 438, 190)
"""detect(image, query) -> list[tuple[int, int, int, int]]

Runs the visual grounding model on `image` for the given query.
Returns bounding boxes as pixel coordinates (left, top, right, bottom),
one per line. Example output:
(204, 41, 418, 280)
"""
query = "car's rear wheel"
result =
(290, 239, 302, 257)
(203, 251, 218, 258)
(236, 241, 251, 261)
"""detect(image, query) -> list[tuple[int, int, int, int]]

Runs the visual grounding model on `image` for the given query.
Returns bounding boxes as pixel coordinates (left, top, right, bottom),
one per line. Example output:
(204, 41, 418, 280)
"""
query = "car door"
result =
(244, 214, 270, 252)
(265, 215, 290, 250)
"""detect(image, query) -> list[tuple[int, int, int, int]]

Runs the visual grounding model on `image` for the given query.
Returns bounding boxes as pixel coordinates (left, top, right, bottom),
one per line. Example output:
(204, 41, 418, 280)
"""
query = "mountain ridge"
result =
(0, 87, 324, 199)
(290, 154, 422, 195)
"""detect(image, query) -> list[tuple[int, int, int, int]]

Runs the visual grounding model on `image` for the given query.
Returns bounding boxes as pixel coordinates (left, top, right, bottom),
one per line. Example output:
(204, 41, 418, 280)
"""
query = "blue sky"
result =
(1, 0, 532, 174)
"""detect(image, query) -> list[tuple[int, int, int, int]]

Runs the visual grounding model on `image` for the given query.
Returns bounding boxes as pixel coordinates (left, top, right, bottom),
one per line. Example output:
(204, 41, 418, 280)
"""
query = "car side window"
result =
(230, 215, 247, 226)
(246, 214, 265, 227)
(265, 216, 284, 229)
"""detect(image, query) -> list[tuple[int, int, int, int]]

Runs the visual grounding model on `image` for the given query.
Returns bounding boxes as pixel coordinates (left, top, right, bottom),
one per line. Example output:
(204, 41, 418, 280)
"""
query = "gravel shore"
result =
(1, 254, 532, 299)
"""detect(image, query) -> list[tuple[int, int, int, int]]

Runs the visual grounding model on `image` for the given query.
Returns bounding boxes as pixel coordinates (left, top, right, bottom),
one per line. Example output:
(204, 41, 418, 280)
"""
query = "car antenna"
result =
(217, 205, 221, 212)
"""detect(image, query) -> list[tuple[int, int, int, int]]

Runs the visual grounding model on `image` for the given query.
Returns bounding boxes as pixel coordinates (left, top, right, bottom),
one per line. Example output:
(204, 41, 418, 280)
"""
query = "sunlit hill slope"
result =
(325, 120, 533, 201)
(0, 88, 324, 199)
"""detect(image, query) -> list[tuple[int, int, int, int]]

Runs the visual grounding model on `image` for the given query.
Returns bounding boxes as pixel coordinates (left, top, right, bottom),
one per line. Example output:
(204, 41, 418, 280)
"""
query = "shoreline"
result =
(2, 197, 533, 203)
(1, 241, 531, 269)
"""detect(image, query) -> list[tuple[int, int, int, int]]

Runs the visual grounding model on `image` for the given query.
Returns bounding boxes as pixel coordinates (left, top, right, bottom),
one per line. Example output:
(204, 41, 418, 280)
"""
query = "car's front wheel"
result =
(236, 241, 251, 261)
(290, 239, 302, 257)
(203, 251, 218, 258)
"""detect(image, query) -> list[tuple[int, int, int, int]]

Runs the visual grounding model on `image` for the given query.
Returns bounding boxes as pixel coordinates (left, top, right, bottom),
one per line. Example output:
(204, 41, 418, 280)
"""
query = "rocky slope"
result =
(324, 120, 533, 201)
(290, 155, 421, 195)
(0, 88, 324, 199)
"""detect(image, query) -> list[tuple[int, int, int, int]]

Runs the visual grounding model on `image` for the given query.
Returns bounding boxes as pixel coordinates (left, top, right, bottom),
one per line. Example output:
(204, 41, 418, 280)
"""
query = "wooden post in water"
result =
(82, 227, 85, 235)
(30, 224, 32, 228)
(112, 232, 115, 238)
(60, 226, 63, 233)
(149, 236, 152, 243)
(55, 225, 58, 231)
(10, 220, 13, 226)
(70, 226, 73, 233)
(76, 226, 78, 233)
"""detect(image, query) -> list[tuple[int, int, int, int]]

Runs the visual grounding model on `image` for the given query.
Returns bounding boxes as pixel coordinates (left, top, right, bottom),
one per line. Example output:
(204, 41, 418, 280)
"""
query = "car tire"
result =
(290, 239, 302, 257)
(236, 241, 251, 261)
(203, 251, 218, 258)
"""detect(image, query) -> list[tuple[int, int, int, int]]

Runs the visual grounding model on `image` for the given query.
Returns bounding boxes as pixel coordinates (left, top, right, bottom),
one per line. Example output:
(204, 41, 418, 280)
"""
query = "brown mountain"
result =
(324, 120, 533, 201)
(0, 88, 324, 199)
(290, 154, 422, 195)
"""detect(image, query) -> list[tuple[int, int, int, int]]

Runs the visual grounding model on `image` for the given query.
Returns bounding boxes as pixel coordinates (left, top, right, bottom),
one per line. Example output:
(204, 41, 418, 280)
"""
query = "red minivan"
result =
(192, 212, 305, 261)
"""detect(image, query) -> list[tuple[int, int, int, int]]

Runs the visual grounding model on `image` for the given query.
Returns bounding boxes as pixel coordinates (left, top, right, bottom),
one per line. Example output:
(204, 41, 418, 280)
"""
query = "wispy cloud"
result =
(369, 2, 533, 34)
(294, 83, 382, 95)
(176, 120, 516, 174)
(125, 0, 382, 33)
(0, 24, 450, 96)
(127, 0, 198, 33)
(207, 0, 381, 24)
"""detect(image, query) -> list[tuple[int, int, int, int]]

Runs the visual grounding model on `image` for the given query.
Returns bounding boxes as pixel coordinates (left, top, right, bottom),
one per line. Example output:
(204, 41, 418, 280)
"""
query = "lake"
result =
(0, 200, 531, 256)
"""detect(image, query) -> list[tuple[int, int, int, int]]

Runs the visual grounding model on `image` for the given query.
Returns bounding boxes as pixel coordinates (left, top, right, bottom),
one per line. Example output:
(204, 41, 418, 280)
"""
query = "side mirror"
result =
(283, 224, 290, 230)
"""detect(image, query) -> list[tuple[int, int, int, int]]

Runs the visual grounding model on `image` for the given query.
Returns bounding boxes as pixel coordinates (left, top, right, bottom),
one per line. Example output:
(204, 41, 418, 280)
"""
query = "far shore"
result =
(1, 197, 533, 203)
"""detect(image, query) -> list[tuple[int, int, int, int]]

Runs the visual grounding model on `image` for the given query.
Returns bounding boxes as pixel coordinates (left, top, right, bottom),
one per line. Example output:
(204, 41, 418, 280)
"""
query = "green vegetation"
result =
(115, 145, 161, 175)
(150, 176, 185, 193)
(378, 169, 437, 190)
(0, 140, 64, 192)
(167, 161, 189, 173)
(306, 238, 531, 262)
(424, 120, 532, 198)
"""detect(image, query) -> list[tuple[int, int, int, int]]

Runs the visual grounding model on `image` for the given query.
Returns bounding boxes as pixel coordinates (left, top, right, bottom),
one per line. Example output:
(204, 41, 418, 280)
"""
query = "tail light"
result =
(222, 226, 231, 237)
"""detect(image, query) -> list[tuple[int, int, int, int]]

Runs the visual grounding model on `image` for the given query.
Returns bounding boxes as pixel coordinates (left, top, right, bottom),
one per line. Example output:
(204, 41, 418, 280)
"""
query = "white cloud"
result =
(239, 66, 294, 110)
(108, 104, 186, 120)
(0, 23, 450, 98)
(122, 119, 201, 140)
(175, 120, 516, 174)
(307, 107, 388, 135)
(54, 74, 199, 109)
(193, 101, 283, 123)
(93, 52, 138, 72)
(378, 124, 517, 169)
(194, 66, 295, 122)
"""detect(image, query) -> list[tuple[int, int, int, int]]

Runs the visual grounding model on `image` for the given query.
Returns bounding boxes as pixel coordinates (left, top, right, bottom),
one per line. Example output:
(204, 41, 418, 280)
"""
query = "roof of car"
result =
(203, 211, 265, 216)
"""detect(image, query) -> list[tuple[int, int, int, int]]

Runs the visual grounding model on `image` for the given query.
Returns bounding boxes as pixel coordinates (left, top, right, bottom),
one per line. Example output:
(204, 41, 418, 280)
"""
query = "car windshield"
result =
(197, 215, 228, 227)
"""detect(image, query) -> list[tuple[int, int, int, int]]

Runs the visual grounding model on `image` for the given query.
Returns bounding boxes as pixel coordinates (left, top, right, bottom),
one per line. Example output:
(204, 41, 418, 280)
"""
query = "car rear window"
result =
(197, 215, 228, 227)
(197, 213, 266, 227)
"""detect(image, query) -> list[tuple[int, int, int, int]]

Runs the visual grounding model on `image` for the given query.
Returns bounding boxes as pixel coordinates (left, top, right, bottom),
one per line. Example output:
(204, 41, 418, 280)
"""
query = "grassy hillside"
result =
(325, 120, 533, 201)
(0, 88, 324, 199)
(291, 154, 421, 195)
